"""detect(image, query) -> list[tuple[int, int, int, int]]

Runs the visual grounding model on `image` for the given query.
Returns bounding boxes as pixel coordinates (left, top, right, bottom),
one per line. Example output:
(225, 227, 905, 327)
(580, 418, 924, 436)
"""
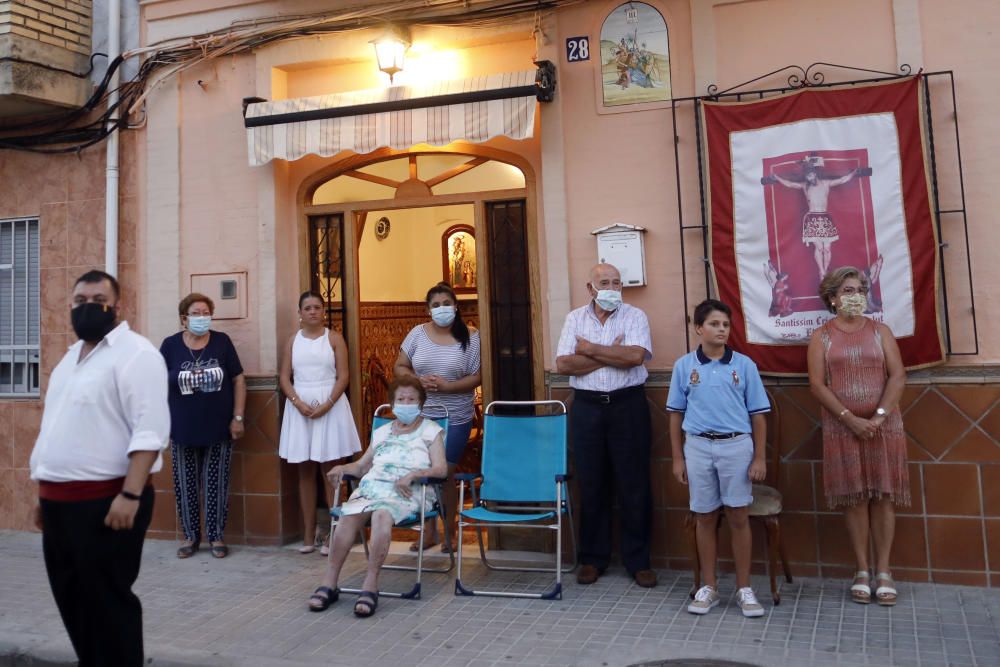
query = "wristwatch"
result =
(233, 415, 244, 422)
(875, 408, 887, 418)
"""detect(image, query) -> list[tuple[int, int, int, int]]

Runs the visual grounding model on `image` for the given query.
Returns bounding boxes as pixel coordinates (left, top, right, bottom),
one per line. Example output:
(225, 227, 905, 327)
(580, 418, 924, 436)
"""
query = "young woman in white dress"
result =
(278, 291, 362, 553)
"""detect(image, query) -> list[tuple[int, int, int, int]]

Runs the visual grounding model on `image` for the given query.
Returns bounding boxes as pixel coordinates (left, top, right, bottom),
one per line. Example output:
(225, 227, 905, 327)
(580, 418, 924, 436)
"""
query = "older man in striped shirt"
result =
(556, 263, 656, 588)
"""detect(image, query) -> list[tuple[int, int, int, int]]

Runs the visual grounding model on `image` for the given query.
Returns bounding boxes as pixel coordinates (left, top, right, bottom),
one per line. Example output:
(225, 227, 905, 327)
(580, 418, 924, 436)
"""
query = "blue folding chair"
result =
(454, 400, 576, 600)
(328, 403, 453, 600)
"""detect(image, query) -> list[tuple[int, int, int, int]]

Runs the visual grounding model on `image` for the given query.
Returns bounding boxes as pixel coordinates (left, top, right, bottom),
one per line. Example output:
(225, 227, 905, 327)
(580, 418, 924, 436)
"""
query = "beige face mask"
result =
(838, 293, 867, 316)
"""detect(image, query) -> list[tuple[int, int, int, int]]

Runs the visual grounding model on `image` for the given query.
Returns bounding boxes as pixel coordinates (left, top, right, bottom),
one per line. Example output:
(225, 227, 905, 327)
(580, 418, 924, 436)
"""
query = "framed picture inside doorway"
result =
(442, 225, 477, 294)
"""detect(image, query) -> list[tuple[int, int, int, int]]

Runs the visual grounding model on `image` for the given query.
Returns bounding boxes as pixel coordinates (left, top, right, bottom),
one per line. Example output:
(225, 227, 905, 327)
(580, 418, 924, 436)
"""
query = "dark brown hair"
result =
(388, 375, 427, 407)
(425, 282, 470, 350)
(693, 298, 732, 326)
(298, 290, 324, 309)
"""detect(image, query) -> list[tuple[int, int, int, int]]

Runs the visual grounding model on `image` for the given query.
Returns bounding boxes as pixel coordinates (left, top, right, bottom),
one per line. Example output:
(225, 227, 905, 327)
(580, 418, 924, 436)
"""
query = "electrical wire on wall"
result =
(0, 0, 580, 153)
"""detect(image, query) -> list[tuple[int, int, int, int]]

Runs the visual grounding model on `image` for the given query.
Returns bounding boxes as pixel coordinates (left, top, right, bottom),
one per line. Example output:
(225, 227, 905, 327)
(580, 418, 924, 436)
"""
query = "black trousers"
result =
(40, 487, 154, 667)
(570, 385, 653, 574)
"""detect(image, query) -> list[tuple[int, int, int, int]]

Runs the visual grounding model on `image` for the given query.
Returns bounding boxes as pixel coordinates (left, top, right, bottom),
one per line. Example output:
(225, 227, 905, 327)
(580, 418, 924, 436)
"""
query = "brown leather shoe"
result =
(576, 564, 601, 585)
(633, 569, 658, 588)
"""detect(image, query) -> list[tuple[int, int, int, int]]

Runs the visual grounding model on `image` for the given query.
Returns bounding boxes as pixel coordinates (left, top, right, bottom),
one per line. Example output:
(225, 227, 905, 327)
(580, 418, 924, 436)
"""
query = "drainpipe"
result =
(104, 0, 121, 276)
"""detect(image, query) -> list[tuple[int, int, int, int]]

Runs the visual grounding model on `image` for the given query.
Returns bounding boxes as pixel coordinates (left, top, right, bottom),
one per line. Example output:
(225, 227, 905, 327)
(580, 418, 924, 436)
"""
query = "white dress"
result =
(278, 330, 362, 463)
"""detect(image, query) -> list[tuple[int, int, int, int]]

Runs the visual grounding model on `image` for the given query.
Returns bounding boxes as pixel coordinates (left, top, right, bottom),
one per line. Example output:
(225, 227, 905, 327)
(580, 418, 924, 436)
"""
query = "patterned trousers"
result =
(171, 441, 233, 543)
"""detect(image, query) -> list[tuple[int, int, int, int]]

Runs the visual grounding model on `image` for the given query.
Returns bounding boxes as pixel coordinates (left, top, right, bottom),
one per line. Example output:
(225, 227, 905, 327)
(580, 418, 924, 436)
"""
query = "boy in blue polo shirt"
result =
(667, 299, 770, 617)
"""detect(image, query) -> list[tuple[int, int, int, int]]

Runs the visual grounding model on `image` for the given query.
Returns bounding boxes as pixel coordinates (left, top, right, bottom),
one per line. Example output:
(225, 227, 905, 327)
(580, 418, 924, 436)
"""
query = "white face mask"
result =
(430, 305, 456, 327)
(838, 293, 867, 316)
(187, 315, 211, 335)
(393, 403, 421, 425)
(594, 289, 622, 312)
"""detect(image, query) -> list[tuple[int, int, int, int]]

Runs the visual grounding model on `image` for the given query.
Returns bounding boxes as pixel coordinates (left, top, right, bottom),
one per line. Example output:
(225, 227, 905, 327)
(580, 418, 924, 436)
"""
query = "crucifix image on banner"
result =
(703, 77, 944, 374)
(731, 113, 916, 347)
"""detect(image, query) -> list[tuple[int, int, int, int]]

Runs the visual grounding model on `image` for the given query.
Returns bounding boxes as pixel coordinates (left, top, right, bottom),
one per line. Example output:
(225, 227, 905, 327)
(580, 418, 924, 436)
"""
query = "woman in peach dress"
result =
(807, 266, 908, 607)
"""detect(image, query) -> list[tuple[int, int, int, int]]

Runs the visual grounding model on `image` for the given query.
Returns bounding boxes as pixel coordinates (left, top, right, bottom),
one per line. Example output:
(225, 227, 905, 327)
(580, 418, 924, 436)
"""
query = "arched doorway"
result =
(298, 148, 542, 452)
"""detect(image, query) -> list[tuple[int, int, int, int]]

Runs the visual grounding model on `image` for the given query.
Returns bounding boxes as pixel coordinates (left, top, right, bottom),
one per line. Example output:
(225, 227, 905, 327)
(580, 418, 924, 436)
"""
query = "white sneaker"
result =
(687, 585, 720, 615)
(737, 587, 765, 617)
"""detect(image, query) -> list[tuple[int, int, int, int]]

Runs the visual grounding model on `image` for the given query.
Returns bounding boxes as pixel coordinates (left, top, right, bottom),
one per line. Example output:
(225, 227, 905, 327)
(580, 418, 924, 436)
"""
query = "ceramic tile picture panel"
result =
(601, 2, 671, 107)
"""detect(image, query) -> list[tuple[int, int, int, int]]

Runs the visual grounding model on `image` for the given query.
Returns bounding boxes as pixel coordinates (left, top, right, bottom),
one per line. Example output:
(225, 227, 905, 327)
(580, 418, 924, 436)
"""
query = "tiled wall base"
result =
(5, 377, 1000, 585)
(547, 380, 1000, 587)
(146, 387, 299, 546)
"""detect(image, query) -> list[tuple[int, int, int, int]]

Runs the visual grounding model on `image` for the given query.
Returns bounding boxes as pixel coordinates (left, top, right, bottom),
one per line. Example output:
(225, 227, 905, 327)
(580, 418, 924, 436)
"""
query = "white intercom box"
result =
(591, 224, 647, 287)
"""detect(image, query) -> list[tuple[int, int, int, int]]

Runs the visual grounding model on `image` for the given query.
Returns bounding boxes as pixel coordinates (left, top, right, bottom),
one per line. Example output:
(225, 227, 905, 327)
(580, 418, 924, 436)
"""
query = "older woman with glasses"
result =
(807, 266, 908, 606)
(160, 293, 246, 559)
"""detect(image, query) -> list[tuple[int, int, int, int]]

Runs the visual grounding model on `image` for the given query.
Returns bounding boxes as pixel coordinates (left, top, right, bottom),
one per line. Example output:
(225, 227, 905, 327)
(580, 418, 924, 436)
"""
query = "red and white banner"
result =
(702, 76, 944, 374)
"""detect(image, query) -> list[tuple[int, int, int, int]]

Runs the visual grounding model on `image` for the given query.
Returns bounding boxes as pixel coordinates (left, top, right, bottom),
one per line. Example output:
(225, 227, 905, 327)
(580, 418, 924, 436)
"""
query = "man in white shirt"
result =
(30, 269, 169, 667)
(556, 263, 656, 588)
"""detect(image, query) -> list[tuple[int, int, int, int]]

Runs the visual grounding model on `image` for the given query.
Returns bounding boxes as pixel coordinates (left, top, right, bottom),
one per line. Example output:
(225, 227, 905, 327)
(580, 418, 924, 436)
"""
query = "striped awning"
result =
(244, 67, 551, 167)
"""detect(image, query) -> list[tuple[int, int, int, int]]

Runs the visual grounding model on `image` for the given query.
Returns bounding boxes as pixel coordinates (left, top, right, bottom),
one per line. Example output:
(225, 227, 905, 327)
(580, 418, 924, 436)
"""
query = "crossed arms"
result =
(556, 334, 648, 376)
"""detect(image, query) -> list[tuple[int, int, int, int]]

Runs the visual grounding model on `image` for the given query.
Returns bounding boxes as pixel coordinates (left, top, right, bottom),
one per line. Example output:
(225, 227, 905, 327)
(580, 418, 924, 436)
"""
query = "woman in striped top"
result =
(394, 283, 482, 553)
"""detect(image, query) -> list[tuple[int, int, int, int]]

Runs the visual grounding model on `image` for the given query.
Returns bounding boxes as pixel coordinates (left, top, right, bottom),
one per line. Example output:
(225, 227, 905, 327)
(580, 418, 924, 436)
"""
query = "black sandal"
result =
(353, 591, 378, 617)
(308, 586, 339, 612)
(176, 541, 200, 559)
(210, 543, 229, 559)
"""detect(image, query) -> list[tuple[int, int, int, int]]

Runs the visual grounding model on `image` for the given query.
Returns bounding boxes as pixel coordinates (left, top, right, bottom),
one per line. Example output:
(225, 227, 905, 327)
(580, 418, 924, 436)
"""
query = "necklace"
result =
(184, 332, 208, 366)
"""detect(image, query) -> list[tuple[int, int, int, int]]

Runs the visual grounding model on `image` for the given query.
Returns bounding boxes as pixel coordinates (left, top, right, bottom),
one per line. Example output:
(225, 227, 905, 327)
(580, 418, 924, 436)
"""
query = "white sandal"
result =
(874, 572, 898, 606)
(850, 570, 872, 604)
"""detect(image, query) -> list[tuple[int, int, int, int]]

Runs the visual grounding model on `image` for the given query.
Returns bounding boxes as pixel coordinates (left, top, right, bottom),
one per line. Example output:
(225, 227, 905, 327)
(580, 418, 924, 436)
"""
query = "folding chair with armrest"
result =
(455, 400, 576, 600)
(328, 403, 454, 600)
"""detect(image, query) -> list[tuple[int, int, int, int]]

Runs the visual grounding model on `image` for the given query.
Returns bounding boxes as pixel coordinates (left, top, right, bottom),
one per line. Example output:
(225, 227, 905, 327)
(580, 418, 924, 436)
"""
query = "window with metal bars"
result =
(0, 217, 41, 397)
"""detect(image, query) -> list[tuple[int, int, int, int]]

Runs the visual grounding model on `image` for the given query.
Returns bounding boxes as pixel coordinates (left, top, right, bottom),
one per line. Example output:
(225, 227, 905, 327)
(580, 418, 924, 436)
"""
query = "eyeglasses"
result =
(839, 286, 868, 295)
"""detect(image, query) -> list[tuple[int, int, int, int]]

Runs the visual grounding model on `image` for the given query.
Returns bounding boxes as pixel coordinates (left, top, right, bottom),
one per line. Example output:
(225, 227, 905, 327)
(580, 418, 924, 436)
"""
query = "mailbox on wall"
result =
(591, 224, 647, 287)
(190, 272, 248, 319)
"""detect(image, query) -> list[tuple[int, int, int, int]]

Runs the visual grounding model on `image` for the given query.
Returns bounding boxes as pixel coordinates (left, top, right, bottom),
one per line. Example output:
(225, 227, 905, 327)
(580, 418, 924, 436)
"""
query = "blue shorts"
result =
(445, 420, 474, 465)
(684, 433, 754, 513)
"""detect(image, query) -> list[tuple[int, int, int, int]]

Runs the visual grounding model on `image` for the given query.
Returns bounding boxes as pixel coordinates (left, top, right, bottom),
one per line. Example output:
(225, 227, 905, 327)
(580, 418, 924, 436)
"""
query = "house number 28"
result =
(566, 37, 590, 62)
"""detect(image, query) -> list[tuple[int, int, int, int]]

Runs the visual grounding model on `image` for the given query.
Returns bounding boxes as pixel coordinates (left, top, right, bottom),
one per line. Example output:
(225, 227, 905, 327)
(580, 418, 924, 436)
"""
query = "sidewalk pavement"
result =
(1, 530, 999, 667)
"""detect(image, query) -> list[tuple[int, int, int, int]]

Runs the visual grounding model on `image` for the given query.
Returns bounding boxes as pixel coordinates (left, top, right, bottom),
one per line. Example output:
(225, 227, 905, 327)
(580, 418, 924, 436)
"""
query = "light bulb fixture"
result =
(371, 25, 410, 84)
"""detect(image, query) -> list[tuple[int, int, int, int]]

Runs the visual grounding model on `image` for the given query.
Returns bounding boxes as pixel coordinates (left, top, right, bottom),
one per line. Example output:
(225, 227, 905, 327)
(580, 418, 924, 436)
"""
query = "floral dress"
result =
(338, 419, 444, 524)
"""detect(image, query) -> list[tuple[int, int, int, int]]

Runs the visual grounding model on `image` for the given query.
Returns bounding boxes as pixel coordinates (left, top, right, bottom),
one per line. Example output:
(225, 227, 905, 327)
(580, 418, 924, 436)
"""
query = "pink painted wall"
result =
(549, 0, 697, 368)
(143, 0, 1000, 371)
(919, 0, 1000, 359)
(711, 0, 898, 90)
(173, 61, 263, 370)
(549, 0, 997, 366)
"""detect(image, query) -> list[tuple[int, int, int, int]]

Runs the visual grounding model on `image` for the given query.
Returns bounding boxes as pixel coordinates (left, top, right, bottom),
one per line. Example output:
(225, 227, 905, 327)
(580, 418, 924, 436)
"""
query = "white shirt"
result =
(30, 322, 170, 483)
(555, 301, 652, 392)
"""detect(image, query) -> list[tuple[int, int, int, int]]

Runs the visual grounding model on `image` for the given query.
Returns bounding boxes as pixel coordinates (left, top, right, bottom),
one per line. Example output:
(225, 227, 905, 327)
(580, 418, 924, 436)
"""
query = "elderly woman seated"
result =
(307, 375, 447, 617)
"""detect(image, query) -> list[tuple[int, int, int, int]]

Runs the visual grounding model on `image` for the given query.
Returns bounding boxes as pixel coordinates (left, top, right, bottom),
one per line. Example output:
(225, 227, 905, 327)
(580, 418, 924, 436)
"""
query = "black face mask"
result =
(71, 303, 118, 342)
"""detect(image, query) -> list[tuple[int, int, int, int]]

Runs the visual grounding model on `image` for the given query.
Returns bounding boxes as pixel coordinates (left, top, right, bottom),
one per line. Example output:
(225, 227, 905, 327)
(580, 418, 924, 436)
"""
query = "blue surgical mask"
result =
(187, 315, 212, 335)
(393, 403, 421, 425)
(430, 305, 456, 327)
(595, 289, 622, 312)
